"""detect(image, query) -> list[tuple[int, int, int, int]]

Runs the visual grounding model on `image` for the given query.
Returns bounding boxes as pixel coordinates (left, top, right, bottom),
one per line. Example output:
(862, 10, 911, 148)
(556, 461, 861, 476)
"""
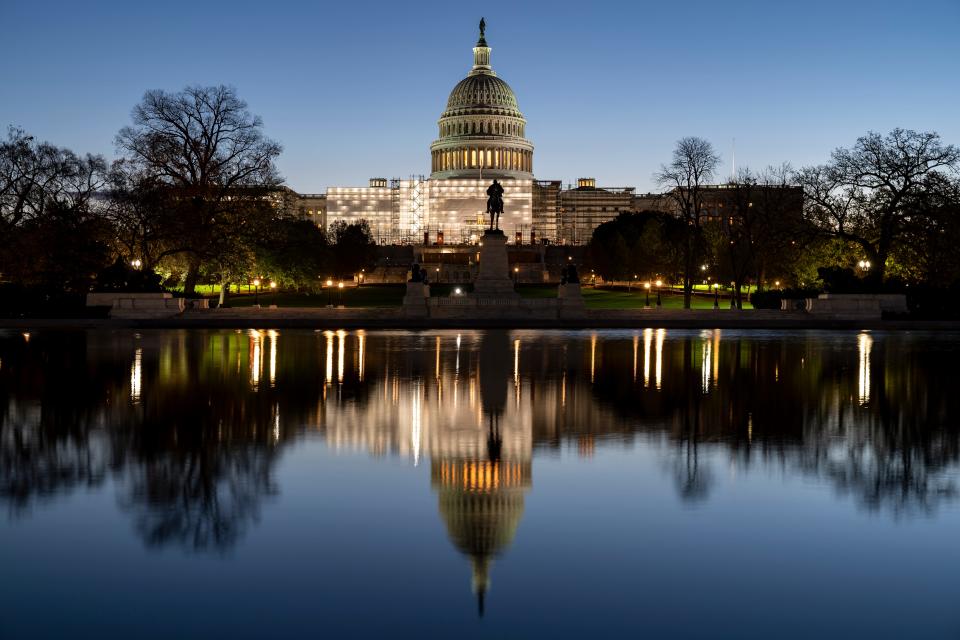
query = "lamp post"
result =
(252, 278, 261, 307)
(644, 282, 651, 308)
(655, 279, 662, 308)
(325, 278, 333, 307)
(337, 281, 344, 307)
(713, 283, 720, 309)
(730, 282, 737, 309)
(269, 281, 277, 305)
(514, 266, 519, 286)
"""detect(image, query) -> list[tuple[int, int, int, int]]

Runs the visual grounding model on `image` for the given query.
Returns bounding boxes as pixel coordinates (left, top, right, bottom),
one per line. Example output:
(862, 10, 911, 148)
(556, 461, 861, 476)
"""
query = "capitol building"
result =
(307, 22, 658, 246)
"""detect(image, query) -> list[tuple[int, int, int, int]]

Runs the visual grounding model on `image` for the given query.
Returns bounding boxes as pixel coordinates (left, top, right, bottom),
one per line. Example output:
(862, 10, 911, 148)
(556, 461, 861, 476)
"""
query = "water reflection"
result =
(2, 329, 960, 571)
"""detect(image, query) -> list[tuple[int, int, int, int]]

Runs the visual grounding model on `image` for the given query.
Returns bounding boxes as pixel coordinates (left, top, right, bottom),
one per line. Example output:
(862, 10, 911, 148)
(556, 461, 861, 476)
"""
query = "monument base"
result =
(472, 230, 519, 299)
(402, 282, 430, 317)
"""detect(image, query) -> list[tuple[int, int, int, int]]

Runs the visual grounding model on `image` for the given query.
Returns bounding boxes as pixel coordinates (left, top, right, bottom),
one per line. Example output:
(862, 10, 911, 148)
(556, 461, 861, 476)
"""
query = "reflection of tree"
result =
(589, 331, 960, 514)
(0, 333, 117, 515)
(121, 442, 277, 551)
(0, 330, 337, 550)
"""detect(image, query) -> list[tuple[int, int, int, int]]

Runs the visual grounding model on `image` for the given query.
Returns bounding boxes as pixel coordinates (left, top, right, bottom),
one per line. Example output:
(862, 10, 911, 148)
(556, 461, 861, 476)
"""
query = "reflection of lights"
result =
(357, 330, 366, 381)
(655, 329, 666, 389)
(22, 332, 30, 342)
(130, 348, 142, 403)
(514, 338, 521, 407)
(713, 330, 720, 383)
(455, 333, 461, 375)
(325, 331, 333, 384)
(267, 330, 278, 388)
(701, 330, 712, 393)
(643, 328, 652, 387)
(632, 334, 639, 381)
(337, 330, 346, 382)
(435, 335, 441, 379)
(590, 333, 597, 383)
(858, 332, 872, 405)
(249, 329, 263, 390)
(411, 381, 423, 466)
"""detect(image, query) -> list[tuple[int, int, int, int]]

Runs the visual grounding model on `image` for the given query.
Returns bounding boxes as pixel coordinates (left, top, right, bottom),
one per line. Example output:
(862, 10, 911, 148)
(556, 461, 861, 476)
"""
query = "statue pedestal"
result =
(473, 230, 518, 299)
(402, 281, 430, 316)
(557, 283, 586, 318)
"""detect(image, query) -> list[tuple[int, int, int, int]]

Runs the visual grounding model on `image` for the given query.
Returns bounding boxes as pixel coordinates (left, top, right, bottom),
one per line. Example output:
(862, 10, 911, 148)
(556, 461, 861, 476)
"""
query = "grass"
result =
(220, 285, 405, 308)
(197, 283, 753, 310)
(514, 284, 753, 309)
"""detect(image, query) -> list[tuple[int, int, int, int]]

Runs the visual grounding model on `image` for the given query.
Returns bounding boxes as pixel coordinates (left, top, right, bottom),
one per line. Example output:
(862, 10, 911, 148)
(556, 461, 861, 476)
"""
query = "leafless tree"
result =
(656, 137, 720, 308)
(115, 86, 283, 294)
(0, 126, 107, 229)
(798, 129, 959, 282)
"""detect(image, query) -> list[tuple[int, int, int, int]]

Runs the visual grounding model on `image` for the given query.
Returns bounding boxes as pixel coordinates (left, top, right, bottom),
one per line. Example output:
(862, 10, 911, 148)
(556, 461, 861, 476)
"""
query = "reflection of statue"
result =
(486, 179, 505, 231)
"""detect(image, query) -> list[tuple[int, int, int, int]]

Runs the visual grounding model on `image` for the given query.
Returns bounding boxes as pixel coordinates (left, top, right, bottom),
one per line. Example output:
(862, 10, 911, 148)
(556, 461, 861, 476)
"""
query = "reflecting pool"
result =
(2, 329, 960, 638)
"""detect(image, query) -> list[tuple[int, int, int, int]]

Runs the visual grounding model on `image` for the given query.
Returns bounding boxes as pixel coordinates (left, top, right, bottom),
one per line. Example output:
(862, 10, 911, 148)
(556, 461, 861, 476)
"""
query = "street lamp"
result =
(337, 281, 345, 307)
(252, 278, 261, 307)
(655, 279, 663, 308)
(644, 282, 651, 307)
(713, 282, 720, 309)
(514, 266, 519, 285)
(325, 278, 333, 307)
(131, 259, 142, 269)
(730, 282, 737, 309)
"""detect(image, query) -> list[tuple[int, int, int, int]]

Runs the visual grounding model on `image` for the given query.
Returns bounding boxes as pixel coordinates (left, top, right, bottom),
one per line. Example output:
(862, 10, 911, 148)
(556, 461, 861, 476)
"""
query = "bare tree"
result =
(798, 129, 959, 283)
(1, 126, 107, 229)
(656, 137, 720, 308)
(115, 86, 283, 295)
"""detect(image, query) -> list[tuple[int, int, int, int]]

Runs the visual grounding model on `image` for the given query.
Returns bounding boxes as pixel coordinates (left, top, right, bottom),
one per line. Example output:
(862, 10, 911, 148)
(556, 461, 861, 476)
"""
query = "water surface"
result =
(1, 329, 959, 638)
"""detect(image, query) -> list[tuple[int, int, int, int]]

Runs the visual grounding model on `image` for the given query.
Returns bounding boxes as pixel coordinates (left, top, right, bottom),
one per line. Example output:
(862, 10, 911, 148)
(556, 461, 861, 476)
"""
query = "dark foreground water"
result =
(1, 328, 959, 639)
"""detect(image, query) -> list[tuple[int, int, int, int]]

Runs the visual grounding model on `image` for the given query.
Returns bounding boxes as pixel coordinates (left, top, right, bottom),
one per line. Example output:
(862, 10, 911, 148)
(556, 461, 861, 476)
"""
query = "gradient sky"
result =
(2, 0, 958, 193)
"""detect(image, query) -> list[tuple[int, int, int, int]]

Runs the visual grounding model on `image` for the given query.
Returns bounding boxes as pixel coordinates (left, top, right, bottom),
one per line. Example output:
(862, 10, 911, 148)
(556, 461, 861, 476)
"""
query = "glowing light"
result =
(655, 280, 662, 287)
(269, 281, 277, 289)
(337, 330, 346, 382)
(252, 278, 261, 287)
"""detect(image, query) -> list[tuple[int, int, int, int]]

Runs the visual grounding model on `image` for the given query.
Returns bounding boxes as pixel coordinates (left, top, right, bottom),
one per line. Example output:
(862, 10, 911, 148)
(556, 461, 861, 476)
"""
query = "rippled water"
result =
(2, 328, 959, 638)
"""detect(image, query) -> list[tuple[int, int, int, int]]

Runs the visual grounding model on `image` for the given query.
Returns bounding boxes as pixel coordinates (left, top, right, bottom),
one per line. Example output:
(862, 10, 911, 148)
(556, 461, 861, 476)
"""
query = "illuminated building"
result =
(323, 23, 536, 244)
(311, 23, 803, 247)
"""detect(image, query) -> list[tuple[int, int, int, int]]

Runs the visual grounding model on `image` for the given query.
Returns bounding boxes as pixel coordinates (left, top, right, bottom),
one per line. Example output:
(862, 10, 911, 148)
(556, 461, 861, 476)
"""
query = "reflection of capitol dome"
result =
(432, 458, 531, 616)
(430, 21, 534, 180)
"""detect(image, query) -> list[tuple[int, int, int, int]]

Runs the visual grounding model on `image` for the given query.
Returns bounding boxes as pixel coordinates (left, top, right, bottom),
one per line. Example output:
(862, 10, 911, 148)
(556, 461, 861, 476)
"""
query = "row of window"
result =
(440, 118, 524, 138)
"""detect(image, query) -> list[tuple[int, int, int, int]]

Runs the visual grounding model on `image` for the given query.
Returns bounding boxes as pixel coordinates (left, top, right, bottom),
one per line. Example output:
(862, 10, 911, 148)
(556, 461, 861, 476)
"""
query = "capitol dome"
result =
(430, 21, 534, 179)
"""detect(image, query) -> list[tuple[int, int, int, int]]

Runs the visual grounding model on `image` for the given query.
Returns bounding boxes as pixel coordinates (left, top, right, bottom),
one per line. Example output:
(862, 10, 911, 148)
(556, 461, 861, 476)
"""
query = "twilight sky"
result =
(2, 0, 958, 193)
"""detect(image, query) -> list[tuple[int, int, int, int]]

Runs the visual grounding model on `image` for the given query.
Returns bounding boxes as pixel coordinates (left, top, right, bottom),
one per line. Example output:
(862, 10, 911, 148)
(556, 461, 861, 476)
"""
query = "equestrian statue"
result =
(486, 179, 504, 231)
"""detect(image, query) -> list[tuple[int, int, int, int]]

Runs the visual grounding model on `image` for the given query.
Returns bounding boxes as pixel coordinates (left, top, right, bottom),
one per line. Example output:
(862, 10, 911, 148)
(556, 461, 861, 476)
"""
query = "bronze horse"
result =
(486, 179, 504, 230)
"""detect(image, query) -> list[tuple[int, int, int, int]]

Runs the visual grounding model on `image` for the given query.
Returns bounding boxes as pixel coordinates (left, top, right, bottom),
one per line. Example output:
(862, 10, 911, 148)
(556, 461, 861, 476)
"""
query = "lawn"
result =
(203, 284, 752, 310)
(517, 285, 752, 309)
(219, 285, 405, 308)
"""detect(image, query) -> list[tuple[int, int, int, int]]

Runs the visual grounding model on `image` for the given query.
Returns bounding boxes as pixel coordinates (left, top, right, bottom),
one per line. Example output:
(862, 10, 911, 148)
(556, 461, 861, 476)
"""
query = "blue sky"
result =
(2, 0, 958, 192)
